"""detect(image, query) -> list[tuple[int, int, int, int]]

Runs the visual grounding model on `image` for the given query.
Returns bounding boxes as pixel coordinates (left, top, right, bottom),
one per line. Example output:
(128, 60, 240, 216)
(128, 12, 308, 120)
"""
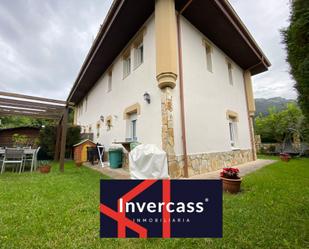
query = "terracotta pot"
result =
(280, 155, 290, 162)
(75, 162, 83, 167)
(221, 177, 242, 194)
(39, 165, 51, 174)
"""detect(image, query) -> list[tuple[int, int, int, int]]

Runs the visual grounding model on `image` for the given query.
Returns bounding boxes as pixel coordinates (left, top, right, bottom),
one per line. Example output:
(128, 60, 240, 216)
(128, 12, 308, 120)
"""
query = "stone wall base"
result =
(171, 149, 254, 178)
(122, 152, 129, 168)
(122, 149, 253, 178)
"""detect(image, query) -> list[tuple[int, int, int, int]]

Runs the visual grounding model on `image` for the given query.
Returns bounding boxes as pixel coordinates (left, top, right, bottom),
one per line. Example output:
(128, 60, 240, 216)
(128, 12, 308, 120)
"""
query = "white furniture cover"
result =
(129, 144, 169, 179)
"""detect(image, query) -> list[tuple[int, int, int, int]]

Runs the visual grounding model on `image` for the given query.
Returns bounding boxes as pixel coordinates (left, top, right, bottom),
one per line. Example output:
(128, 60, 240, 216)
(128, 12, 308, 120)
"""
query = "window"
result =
(227, 61, 233, 85)
(96, 123, 100, 138)
(205, 43, 213, 72)
(107, 70, 112, 92)
(228, 117, 237, 148)
(131, 120, 137, 141)
(123, 53, 131, 78)
(124, 103, 140, 141)
(129, 113, 137, 141)
(134, 42, 143, 69)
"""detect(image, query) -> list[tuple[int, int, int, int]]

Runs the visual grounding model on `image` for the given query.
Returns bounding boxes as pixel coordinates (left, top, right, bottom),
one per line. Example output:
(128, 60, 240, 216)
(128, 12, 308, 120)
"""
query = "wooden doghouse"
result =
(73, 139, 96, 163)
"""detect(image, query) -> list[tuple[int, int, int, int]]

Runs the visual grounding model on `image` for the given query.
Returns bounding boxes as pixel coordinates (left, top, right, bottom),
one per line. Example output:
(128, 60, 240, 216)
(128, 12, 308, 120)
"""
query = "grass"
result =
(0, 157, 308, 248)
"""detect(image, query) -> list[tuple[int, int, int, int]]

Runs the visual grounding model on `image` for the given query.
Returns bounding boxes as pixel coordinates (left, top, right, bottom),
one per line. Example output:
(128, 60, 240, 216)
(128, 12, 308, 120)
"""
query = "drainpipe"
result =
(176, 0, 194, 178)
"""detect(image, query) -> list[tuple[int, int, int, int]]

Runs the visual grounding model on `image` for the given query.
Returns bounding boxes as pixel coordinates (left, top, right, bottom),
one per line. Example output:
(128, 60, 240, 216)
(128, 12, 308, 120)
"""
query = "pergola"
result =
(0, 91, 73, 172)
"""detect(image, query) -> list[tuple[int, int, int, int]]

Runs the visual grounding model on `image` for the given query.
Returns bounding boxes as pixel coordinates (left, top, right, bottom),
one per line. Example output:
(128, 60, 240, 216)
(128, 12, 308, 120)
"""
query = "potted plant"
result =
(220, 167, 242, 194)
(38, 160, 52, 173)
(280, 153, 291, 162)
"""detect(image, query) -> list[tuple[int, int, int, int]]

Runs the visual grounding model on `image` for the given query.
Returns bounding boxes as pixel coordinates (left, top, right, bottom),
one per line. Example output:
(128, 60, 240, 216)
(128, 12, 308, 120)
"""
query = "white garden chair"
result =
(1, 148, 24, 174)
(33, 147, 41, 171)
(22, 147, 40, 172)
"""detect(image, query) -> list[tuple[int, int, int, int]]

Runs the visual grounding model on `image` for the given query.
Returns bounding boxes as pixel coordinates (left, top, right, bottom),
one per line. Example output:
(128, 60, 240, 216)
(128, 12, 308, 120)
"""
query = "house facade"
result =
(69, 0, 270, 178)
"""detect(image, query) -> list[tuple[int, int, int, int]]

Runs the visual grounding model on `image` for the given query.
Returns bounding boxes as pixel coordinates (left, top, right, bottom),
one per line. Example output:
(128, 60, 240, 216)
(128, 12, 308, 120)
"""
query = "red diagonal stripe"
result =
(118, 180, 157, 237)
(162, 179, 171, 238)
(100, 203, 147, 238)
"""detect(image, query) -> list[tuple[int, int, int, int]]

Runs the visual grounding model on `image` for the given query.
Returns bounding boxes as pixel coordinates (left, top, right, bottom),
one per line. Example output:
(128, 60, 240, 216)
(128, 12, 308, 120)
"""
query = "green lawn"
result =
(0, 158, 308, 249)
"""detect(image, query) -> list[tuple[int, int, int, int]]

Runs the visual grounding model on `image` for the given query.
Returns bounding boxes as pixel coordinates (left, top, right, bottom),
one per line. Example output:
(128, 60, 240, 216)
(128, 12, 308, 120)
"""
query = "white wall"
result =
(174, 16, 252, 155)
(76, 14, 253, 156)
(76, 16, 163, 150)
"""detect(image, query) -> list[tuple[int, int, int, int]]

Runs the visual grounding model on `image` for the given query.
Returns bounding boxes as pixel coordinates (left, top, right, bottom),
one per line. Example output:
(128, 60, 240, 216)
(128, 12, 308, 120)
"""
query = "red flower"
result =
(220, 167, 240, 179)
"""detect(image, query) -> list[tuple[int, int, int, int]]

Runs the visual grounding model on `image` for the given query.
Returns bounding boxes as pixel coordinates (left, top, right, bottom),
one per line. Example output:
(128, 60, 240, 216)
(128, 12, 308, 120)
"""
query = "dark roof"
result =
(73, 139, 96, 147)
(68, 0, 271, 104)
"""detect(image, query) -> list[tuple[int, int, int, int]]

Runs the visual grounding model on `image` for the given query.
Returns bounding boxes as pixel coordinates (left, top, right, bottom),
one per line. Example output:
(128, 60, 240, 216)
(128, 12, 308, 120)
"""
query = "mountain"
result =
(255, 97, 296, 116)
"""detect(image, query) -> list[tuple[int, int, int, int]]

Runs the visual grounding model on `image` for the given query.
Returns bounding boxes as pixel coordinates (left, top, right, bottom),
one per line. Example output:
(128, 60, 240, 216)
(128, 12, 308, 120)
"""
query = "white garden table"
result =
(0, 148, 37, 172)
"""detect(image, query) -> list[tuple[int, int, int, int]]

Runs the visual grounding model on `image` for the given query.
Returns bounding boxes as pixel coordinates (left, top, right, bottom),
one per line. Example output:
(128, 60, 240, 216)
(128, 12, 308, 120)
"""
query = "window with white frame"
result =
(107, 70, 112, 92)
(205, 42, 213, 72)
(127, 113, 137, 141)
(228, 117, 237, 148)
(134, 42, 143, 69)
(227, 61, 233, 85)
(123, 52, 131, 78)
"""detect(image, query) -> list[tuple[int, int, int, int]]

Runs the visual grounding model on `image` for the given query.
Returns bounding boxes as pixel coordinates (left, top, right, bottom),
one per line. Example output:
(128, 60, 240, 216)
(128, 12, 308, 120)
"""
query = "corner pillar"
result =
(155, 0, 179, 177)
(155, 0, 178, 89)
(244, 70, 257, 160)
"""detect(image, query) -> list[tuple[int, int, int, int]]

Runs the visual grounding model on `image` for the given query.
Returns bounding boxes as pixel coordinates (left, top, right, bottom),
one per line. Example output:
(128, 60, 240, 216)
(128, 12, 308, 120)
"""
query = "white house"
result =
(68, 0, 270, 178)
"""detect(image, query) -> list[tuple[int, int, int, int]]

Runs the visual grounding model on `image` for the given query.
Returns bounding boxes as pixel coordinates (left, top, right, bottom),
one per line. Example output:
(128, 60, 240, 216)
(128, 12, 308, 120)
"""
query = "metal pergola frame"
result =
(0, 91, 73, 172)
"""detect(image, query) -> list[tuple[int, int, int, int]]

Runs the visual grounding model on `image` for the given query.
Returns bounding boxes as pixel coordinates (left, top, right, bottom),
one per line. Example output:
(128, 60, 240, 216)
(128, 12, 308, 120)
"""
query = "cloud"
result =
(0, 0, 297, 101)
(0, 0, 113, 100)
(230, 0, 297, 99)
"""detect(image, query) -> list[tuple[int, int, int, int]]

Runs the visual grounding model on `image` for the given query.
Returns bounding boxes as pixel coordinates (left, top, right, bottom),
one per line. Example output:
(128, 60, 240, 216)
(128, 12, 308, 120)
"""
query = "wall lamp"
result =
(143, 92, 151, 104)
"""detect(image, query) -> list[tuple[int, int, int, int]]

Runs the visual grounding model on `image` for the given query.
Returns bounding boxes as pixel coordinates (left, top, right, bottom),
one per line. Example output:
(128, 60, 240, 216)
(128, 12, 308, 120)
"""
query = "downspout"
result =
(176, 0, 194, 178)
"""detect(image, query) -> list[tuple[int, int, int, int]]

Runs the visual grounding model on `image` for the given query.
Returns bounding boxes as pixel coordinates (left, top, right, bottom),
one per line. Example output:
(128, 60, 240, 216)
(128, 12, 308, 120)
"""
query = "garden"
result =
(0, 156, 308, 249)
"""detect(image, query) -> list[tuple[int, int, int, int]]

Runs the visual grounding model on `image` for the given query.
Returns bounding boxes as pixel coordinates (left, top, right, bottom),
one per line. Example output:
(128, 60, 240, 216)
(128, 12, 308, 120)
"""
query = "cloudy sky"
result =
(0, 0, 297, 101)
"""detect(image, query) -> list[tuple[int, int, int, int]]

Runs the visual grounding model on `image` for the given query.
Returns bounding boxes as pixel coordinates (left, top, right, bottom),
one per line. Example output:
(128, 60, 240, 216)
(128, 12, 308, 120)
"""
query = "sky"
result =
(0, 0, 297, 101)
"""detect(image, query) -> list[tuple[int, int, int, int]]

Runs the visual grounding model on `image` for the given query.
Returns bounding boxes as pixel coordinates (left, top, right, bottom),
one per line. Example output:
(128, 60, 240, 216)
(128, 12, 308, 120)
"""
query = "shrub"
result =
(39, 125, 81, 160)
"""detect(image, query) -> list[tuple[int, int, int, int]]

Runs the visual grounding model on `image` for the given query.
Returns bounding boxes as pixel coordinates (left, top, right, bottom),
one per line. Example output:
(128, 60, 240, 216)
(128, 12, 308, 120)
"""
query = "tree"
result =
(39, 125, 81, 160)
(255, 103, 306, 142)
(0, 116, 55, 129)
(282, 0, 309, 121)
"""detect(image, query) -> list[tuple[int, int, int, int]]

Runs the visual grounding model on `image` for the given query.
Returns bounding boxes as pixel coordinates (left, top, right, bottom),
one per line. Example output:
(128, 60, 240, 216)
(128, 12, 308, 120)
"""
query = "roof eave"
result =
(219, 0, 271, 68)
(67, 0, 123, 104)
(67, 0, 271, 104)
